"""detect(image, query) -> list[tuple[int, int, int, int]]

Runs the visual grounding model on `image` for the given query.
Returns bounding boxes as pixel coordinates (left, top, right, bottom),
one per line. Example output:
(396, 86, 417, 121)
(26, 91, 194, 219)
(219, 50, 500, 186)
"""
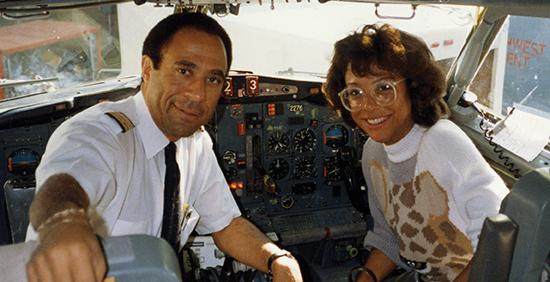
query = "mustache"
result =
(175, 100, 207, 115)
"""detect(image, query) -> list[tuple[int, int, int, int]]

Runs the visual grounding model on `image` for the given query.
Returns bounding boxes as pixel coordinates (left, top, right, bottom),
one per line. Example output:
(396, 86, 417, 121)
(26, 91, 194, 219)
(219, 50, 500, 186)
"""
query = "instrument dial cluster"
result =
(210, 75, 361, 216)
(268, 158, 290, 180)
(293, 128, 316, 153)
(267, 131, 289, 154)
(294, 156, 317, 179)
(325, 125, 349, 149)
(7, 148, 41, 177)
(324, 156, 343, 184)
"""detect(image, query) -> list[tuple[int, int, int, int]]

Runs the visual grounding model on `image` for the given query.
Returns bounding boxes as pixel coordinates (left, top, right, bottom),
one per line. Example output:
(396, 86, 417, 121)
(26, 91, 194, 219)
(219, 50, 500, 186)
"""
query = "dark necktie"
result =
(161, 142, 181, 252)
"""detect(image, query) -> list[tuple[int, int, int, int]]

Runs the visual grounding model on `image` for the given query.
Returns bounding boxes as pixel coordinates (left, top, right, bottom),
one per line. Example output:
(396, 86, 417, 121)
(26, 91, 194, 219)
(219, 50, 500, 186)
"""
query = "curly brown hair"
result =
(323, 24, 448, 127)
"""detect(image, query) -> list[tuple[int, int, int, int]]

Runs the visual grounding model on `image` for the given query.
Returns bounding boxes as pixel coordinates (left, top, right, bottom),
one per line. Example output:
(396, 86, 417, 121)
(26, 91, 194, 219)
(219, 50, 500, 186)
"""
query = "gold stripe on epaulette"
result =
(106, 112, 135, 133)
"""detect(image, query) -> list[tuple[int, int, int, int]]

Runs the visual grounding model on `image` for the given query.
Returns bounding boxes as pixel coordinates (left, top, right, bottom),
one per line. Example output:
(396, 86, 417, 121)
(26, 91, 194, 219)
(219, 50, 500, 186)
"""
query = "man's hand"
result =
(26, 221, 106, 282)
(270, 255, 303, 282)
(212, 217, 303, 281)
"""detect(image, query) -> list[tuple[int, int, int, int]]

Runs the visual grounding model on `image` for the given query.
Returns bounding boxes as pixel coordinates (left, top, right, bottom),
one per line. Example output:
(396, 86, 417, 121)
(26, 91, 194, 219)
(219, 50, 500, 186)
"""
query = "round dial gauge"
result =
(280, 194, 295, 209)
(294, 156, 316, 179)
(267, 131, 289, 154)
(324, 156, 343, 182)
(325, 125, 349, 148)
(7, 148, 40, 176)
(293, 128, 316, 153)
(222, 150, 237, 165)
(268, 158, 290, 180)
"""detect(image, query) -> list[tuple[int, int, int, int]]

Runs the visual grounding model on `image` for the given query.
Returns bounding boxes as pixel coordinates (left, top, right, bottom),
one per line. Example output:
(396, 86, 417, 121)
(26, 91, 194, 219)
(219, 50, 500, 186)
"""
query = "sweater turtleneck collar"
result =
(383, 124, 426, 163)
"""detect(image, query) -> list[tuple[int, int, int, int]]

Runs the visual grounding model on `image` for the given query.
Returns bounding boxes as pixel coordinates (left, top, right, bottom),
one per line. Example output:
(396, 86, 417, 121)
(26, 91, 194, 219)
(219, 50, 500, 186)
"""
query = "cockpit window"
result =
(216, 3, 476, 78)
(0, 4, 121, 100)
(0, 2, 478, 102)
(470, 15, 550, 122)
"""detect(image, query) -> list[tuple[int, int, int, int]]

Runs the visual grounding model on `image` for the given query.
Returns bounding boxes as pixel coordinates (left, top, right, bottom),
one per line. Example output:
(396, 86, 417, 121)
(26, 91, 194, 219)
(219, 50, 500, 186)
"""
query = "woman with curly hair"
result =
(324, 24, 509, 282)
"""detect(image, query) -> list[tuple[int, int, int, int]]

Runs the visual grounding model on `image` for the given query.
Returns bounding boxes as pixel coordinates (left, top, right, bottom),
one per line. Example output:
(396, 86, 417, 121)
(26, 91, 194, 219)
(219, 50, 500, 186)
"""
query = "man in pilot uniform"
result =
(25, 13, 302, 282)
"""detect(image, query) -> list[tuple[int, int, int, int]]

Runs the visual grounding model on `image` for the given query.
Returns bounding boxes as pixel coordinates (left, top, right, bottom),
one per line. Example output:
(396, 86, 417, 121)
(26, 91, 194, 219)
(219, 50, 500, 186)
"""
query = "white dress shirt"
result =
(27, 92, 241, 246)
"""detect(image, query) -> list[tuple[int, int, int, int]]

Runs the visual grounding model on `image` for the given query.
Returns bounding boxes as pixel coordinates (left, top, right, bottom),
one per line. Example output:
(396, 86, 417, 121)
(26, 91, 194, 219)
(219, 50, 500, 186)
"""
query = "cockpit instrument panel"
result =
(0, 79, 140, 245)
(0, 75, 369, 278)
(207, 74, 368, 246)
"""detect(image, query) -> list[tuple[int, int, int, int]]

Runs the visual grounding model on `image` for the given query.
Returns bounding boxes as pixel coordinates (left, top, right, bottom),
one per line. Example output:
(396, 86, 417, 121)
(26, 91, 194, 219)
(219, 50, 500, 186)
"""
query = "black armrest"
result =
(468, 214, 518, 282)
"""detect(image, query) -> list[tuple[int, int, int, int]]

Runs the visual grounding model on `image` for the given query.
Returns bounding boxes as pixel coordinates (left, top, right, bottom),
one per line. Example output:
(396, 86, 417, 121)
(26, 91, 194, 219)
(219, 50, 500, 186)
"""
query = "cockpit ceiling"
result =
(1, 0, 550, 18)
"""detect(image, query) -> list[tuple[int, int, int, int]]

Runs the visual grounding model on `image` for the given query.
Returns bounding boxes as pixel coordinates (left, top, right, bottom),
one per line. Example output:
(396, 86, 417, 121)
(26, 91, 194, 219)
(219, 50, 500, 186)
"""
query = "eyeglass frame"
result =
(337, 78, 407, 112)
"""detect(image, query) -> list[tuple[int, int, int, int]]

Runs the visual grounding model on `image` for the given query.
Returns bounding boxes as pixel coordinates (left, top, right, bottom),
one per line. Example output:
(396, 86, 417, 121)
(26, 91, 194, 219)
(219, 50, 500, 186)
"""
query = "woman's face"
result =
(345, 66, 414, 145)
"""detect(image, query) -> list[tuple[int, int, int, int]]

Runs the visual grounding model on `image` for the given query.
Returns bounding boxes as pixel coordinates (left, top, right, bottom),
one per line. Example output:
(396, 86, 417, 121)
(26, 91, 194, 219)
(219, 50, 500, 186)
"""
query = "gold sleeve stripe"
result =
(105, 112, 135, 133)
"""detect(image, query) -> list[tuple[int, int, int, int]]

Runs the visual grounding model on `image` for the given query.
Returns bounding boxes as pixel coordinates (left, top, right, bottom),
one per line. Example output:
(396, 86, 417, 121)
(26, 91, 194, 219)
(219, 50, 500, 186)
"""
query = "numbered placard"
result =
(246, 76, 259, 97)
(223, 77, 234, 97)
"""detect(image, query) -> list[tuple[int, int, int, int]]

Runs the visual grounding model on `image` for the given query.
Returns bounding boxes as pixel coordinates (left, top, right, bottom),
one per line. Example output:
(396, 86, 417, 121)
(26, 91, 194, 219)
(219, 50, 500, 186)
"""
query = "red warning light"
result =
(267, 103, 277, 116)
(229, 181, 244, 190)
(237, 122, 246, 136)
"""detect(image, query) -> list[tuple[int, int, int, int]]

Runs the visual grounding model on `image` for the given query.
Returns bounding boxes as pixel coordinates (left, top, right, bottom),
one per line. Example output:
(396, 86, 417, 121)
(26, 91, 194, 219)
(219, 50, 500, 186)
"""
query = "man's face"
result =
(141, 27, 227, 141)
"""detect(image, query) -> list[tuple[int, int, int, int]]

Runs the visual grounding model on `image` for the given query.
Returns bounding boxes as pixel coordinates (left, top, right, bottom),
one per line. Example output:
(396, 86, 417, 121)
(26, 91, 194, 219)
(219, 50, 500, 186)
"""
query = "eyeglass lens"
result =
(341, 80, 397, 111)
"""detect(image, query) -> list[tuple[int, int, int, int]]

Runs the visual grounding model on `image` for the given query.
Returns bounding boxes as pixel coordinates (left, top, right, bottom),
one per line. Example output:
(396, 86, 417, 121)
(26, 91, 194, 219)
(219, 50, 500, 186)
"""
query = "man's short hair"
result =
(142, 12, 232, 71)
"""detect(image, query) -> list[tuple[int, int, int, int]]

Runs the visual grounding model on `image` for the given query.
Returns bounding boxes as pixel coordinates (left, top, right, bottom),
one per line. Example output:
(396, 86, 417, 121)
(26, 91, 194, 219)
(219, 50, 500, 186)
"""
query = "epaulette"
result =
(105, 112, 135, 133)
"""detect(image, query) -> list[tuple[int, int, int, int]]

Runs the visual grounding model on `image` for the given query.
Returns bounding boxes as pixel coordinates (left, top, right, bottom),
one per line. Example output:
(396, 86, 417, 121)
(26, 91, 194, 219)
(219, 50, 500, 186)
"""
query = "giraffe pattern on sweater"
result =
(370, 160, 473, 282)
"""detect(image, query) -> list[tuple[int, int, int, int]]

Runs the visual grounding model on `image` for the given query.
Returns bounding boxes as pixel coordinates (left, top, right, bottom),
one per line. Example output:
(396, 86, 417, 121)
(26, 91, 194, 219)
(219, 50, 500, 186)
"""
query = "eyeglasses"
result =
(338, 78, 406, 112)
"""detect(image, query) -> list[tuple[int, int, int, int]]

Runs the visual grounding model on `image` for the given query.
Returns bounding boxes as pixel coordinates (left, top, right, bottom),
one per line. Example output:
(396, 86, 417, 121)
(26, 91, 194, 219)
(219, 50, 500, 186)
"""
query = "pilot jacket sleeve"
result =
(31, 113, 119, 216)
(35, 115, 119, 203)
